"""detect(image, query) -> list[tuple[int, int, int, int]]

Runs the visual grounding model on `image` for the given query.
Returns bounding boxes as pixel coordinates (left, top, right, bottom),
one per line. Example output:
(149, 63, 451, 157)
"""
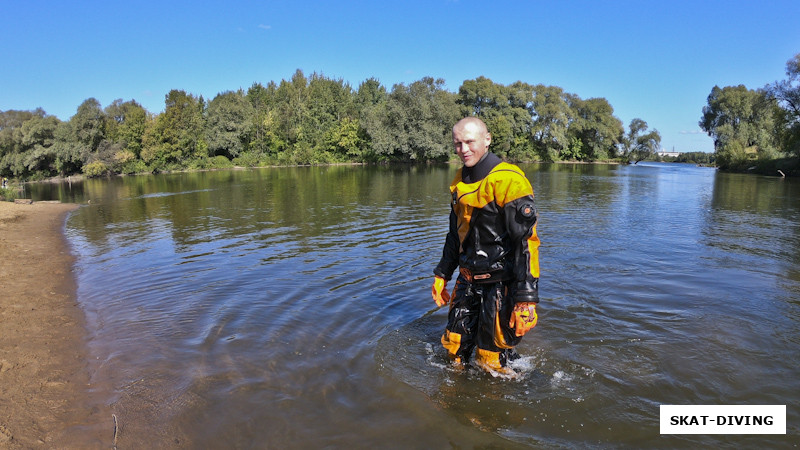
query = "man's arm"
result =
(502, 176, 540, 304)
(434, 209, 460, 281)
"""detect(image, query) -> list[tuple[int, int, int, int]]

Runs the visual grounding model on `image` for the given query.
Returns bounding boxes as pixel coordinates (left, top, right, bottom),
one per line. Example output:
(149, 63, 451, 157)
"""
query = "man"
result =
(431, 117, 540, 374)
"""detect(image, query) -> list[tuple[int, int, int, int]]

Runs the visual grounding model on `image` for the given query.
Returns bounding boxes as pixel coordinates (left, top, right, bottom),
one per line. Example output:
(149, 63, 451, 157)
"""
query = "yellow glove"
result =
(431, 276, 450, 307)
(508, 302, 538, 337)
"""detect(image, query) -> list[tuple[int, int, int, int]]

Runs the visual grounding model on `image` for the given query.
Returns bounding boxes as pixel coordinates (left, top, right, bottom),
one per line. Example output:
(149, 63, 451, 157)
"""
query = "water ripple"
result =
(61, 164, 800, 448)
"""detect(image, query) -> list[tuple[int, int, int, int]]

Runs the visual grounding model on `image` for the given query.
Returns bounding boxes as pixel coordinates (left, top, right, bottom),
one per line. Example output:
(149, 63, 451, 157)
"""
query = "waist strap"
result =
(459, 268, 508, 284)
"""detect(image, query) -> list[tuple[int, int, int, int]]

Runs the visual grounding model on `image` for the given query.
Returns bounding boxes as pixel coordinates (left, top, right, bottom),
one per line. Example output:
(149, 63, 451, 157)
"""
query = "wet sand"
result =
(0, 201, 108, 448)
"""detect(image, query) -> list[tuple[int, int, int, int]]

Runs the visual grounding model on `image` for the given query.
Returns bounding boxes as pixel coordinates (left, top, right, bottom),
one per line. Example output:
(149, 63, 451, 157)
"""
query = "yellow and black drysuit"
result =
(434, 152, 540, 370)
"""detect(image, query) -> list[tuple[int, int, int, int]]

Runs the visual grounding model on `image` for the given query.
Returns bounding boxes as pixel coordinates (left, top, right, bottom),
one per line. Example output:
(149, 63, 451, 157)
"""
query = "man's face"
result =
(453, 122, 491, 167)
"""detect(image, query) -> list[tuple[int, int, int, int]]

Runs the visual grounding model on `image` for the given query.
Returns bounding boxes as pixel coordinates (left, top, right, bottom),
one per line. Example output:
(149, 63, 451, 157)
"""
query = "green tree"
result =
(63, 97, 134, 177)
(356, 78, 389, 162)
(530, 85, 573, 161)
(369, 77, 458, 162)
(104, 99, 149, 158)
(321, 117, 363, 159)
(246, 81, 284, 156)
(355, 77, 388, 108)
(70, 98, 106, 155)
(621, 118, 662, 163)
(502, 81, 537, 160)
(456, 77, 534, 160)
(269, 70, 361, 164)
(20, 113, 61, 176)
(50, 121, 84, 176)
(485, 114, 514, 158)
(274, 69, 310, 149)
(142, 90, 206, 171)
(0, 110, 37, 177)
(766, 53, 800, 158)
(567, 97, 623, 161)
(206, 90, 255, 159)
(700, 85, 781, 170)
(0, 109, 66, 178)
(458, 76, 508, 118)
(305, 73, 357, 159)
(82, 139, 123, 177)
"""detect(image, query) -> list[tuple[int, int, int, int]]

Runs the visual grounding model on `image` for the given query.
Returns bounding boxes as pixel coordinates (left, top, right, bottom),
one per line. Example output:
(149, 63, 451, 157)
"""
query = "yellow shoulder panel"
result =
(451, 162, 533, 209)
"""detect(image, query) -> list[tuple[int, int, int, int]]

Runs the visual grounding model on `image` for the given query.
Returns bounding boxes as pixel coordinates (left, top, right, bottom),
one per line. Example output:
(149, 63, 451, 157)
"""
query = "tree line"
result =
(1, 70, 664, 180)
(0, 70, 661, 179)
(700, 52, 800, 174)
(661, 152, 716, 165)
(6, 50, 799, 181)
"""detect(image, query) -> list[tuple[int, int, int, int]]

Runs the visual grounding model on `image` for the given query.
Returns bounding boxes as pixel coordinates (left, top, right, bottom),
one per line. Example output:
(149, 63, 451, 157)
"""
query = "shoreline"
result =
(0, 201, 108, 448)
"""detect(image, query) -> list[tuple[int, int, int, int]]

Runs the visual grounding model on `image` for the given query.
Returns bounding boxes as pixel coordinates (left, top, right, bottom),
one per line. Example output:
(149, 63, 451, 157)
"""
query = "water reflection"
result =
(26, 163, 800, 448)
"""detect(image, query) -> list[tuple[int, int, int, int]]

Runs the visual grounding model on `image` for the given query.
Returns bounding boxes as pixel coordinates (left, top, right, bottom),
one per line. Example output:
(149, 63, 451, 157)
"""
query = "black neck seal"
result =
(462, 152, 501, 184)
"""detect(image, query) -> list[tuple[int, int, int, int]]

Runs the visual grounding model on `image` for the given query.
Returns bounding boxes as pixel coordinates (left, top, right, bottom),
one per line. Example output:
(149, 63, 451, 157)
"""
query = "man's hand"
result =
(431, 276, 450, 307)
(508, 302, 538, 337)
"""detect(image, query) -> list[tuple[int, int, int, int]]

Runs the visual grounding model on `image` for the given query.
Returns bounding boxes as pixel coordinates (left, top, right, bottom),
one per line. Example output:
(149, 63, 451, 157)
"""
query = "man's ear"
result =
(485, 132, 492, 148)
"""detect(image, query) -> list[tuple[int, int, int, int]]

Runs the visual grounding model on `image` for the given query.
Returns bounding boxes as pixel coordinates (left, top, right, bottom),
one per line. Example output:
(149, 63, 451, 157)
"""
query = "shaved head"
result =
(453, 116, 489, 134)
(452, 117, 491, 167)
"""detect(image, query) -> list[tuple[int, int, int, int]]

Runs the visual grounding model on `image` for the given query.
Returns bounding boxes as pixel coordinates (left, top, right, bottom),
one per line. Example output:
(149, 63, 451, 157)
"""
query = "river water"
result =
(30, 162, 799, 448)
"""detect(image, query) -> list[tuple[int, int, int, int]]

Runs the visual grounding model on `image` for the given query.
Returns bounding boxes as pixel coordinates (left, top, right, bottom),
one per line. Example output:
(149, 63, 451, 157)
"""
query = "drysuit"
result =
(434, 152, 540, 370)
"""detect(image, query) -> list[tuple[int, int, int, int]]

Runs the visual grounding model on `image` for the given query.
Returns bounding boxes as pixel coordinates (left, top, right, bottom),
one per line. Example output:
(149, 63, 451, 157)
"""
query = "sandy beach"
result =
(0, 201, 108, 448)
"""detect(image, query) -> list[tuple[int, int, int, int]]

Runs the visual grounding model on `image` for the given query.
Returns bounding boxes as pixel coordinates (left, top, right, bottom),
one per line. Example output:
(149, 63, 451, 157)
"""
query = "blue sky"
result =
(2, 1, 799, 153)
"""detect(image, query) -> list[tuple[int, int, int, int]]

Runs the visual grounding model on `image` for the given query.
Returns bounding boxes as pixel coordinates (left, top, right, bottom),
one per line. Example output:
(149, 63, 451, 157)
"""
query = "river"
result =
(30, 162, 800, 448)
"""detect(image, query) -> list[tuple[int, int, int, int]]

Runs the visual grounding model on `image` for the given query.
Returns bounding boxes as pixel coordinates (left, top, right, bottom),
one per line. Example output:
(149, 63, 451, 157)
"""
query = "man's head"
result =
(452, 117, 491, 167)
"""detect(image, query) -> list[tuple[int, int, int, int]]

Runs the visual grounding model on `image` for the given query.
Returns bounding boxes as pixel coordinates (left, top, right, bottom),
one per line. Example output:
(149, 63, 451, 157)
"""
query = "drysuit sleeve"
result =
(433, 209, 460, 281)
(502, 175, 540, 304)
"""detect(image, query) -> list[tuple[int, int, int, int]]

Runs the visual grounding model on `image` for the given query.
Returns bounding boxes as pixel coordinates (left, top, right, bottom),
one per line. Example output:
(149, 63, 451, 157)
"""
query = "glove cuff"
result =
(510, 279, 539, 304)
(433, 267, 450, 281)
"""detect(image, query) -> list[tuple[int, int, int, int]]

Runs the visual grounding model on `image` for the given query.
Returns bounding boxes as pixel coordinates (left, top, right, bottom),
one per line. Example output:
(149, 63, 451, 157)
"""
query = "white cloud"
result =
(679, 129, 705, 135)
(258, 24, 271, 30)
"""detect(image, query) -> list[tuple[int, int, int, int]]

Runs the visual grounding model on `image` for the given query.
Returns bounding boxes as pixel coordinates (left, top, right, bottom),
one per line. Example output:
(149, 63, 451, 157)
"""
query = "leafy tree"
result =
(273, 69, 310, 148)
(1, 110, 39, 177)
(0, 109, 73, 179)
(456, 77, 534, 159)
(766, 53, 800, 158)
(82, 160, 111, 177)
(50, 121, 84, 176)
(356, 78, 389, 162)
(502, 81, 537, 159)
(767, 54, 800, 125)
(206, 90, 255, 159)
(70, 98, 106, 155)
(104, 99, 149, 158)
(458, 76, 508, 118)
(142, 90, 207, 171)
(355, 77, 388, 108)
(246, 81, 284, 156)
(20, 114, 60, 175)
(43, 97, 110, 177)
(700, 85, 781, 170)
(621, 118, 662, 163)
(530, 85, 573, 161)
(321, 117, 363, 159)
(83, 139, 126, 177)
(267, 70, 361, 164)
(567, 97, 623, 161)
(305, 73, 356, 155)
(369, 77, 458, 162)
(485, 114, 514, 158)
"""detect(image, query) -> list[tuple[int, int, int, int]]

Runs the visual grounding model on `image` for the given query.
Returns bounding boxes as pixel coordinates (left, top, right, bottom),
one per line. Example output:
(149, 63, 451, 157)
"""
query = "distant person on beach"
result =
(431, 117, 541, 375)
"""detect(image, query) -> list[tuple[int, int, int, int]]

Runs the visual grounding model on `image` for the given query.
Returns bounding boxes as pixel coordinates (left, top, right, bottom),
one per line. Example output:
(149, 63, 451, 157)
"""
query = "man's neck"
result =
(462, 152, 500, 183)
